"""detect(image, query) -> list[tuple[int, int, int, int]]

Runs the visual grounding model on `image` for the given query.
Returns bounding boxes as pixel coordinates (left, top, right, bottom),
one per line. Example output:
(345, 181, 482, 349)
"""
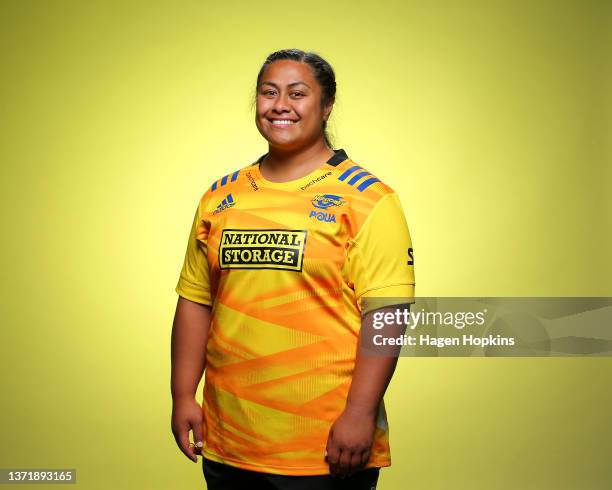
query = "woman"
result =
(171, 49, 416, 490)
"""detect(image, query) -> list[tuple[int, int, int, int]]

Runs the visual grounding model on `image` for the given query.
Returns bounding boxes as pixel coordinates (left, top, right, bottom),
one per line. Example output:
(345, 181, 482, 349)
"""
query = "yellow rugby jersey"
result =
(175, 148, 415, 475)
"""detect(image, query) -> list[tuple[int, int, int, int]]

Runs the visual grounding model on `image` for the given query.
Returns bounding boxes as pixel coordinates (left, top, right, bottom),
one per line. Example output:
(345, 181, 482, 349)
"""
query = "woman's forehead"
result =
(260, 60, 316, 85)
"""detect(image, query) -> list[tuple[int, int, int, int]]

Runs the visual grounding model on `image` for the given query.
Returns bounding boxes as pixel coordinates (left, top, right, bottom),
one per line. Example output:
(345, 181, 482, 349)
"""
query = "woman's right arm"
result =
(170, 296, 211, 463)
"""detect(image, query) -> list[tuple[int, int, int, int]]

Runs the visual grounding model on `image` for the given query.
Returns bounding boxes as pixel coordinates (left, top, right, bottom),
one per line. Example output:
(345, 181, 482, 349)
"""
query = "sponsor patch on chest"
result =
(219, 229, 307, 271)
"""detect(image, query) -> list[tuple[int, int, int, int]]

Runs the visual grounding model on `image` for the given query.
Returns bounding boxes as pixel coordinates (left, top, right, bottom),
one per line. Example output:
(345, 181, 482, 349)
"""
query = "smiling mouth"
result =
(268, 119, 298, 126)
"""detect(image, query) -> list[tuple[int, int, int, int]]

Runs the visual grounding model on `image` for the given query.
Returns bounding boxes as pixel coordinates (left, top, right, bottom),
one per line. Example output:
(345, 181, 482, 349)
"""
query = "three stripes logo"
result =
(337, 165, 380, 192)
(211, 169, 240, 191)
(213, 193, 236, 214)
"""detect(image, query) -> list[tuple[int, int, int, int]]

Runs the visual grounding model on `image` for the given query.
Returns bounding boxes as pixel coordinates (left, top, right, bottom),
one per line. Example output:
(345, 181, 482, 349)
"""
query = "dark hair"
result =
(252, 49, 337, 148)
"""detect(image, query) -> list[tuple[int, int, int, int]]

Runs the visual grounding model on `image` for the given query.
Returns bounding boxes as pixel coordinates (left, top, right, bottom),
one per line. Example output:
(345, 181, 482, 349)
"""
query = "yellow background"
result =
(1, 0, 610, 489)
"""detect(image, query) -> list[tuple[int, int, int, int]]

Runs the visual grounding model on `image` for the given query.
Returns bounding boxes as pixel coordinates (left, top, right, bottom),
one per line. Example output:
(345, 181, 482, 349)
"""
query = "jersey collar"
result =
(255, 148, 349, 167)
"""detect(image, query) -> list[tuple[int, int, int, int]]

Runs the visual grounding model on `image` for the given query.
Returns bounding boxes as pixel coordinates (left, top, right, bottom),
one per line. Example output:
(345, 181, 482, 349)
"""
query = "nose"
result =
(272, 92, 291, 113)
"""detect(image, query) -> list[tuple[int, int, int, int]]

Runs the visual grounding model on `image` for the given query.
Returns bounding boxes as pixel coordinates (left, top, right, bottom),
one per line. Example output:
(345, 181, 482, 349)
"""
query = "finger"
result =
(329, 448, 341, 477)
(360, 448, 371, 467)
(348, 452, 362, 476)
(325, 435, 339, 463)
(337, 449, 351, 478)
(176, 426, 198, 463)
(326, 443, 341, 474)
(324, 428, 334, 462)
(191, 417, 204, 456)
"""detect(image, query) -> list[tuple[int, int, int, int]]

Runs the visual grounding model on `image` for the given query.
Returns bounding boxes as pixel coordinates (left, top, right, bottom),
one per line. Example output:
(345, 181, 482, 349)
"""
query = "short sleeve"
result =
(175, 203, 212, 306)
(346, 192, 415, 315)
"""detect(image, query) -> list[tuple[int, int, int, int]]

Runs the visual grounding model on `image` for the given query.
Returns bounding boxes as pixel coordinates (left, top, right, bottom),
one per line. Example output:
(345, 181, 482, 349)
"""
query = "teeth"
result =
(271, 120, 296, 125)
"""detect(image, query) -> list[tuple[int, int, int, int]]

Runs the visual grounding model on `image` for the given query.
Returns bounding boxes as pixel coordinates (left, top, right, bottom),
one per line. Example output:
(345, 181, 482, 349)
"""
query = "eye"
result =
(291, 92, 304, 97)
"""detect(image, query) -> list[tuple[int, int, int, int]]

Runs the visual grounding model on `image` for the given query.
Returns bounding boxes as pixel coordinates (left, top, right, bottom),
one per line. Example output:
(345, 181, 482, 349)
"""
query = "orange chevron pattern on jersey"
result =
(175, 148, 415, 475)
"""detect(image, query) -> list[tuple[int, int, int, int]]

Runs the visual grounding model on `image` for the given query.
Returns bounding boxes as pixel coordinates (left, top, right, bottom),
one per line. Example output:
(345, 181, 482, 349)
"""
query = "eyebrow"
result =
(259, 81, 311, 89)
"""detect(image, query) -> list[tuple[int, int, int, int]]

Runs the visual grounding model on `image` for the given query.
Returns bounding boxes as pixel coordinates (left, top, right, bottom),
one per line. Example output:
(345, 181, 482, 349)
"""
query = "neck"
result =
(260, 140, 335, 181)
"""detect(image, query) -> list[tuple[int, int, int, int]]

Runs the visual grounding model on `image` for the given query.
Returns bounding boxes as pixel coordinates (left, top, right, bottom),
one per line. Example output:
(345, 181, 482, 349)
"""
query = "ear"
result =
(324, 99, 335, 121)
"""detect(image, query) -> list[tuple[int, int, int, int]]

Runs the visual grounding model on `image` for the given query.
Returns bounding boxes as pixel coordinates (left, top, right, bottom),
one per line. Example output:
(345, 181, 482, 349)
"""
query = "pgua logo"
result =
(311, 194, 345, 210)
(309, 211, 336, 223)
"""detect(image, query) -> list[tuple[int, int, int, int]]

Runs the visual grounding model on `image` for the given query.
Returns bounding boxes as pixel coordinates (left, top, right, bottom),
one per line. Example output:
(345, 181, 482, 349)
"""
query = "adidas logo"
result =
(213, 193, 236, 214)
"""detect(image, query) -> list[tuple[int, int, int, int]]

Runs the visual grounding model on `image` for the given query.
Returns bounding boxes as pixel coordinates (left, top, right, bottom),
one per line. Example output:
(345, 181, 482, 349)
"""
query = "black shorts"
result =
(202, 457, 381, 490)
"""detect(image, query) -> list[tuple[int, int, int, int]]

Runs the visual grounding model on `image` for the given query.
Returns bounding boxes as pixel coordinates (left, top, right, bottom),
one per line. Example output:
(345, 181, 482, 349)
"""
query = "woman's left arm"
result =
(329, 191, 415, 477)
(325, 304, 409, 478)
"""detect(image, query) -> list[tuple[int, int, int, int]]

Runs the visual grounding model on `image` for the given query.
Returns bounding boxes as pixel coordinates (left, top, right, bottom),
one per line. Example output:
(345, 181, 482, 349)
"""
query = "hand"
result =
(325, 406, 377, 478)
(171, 396, 204, 463)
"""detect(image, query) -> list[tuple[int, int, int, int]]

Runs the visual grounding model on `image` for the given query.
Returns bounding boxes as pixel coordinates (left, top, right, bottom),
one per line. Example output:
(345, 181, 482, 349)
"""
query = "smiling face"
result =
(255, 59, 333, 151)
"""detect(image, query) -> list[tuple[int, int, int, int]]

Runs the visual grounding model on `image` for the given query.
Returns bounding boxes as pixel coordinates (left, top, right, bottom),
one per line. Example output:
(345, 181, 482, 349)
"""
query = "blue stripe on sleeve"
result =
(348, 171, 371, 186)
(338, 166, 362, 181)
(356, 177, 380, 192)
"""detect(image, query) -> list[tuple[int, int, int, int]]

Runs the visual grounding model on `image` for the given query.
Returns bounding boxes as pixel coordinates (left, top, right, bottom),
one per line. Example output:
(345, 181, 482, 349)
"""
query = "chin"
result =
(266, 133, 298, 146)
